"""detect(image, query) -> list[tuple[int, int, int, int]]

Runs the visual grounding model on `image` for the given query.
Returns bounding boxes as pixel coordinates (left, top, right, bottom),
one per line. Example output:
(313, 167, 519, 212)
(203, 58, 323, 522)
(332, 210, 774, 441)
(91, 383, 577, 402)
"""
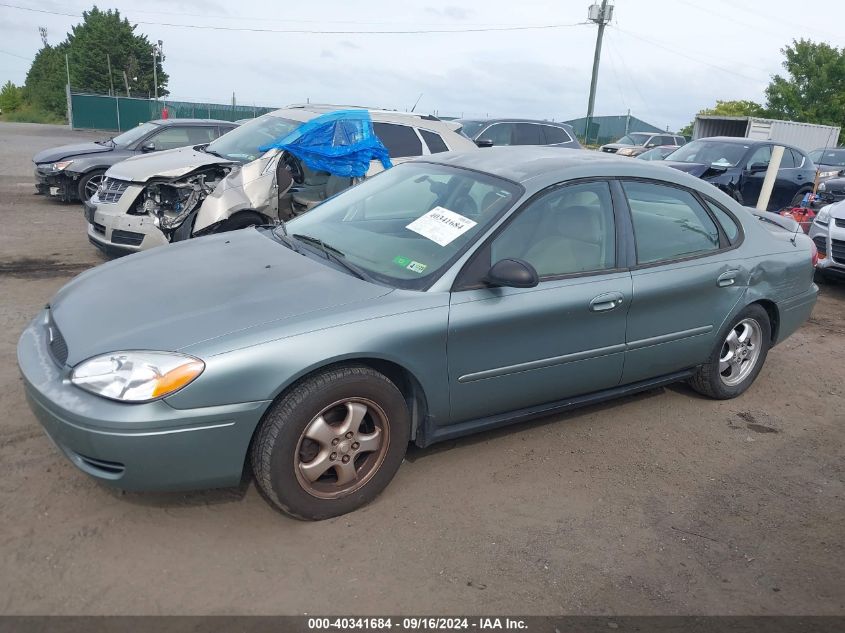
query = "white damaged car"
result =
(84, 104, 475, 256)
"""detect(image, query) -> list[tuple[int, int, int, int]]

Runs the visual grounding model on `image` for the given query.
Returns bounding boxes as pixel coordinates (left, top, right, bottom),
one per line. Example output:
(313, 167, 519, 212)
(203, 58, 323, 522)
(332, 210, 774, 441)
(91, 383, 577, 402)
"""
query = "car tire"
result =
(689, 304, 771, 400)
(790, 190, 812, 207)
(77, 169, 106, 202)
(251, 365, 410, 520)
(219, 211, 264, 232)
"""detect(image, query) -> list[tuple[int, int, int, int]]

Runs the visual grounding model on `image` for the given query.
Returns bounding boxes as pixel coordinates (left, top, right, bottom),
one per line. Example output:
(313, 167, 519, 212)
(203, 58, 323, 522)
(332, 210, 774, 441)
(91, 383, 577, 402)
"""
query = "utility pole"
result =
(152, 40, 163, 101)
(107, 54, 114, 96)
(585, 0, 613, 145)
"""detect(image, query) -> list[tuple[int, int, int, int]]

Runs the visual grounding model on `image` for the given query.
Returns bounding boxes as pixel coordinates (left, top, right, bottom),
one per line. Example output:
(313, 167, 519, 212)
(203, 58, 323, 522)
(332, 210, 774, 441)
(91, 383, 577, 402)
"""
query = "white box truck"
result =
(693, 115, 840, 152)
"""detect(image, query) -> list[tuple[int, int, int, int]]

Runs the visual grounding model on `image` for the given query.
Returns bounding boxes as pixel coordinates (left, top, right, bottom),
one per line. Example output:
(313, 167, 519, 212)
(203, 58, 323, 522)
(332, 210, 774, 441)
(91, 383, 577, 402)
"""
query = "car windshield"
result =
(283, 162, 522, 289)
(205, 114, 301, 163)
(616, 133, 651, 146)
(457, 120, 486, 139)
(665, 140, 749, 167)
(111, 122, 159, 147)
(810, 149, 845, 167)
(638, 147, 671, 161)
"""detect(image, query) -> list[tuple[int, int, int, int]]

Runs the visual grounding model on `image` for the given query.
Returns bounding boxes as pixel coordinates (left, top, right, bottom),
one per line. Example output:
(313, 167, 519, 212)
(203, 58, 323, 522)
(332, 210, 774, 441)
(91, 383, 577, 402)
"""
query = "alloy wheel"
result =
(84, 174, 104, 200)
(719, 318, 763, 386)
(294, 398, 390, 500)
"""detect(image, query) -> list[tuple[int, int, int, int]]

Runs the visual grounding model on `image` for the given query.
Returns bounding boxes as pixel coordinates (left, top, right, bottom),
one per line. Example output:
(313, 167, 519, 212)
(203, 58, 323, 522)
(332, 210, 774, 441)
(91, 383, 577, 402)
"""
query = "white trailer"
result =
(693, 115, 840, 152)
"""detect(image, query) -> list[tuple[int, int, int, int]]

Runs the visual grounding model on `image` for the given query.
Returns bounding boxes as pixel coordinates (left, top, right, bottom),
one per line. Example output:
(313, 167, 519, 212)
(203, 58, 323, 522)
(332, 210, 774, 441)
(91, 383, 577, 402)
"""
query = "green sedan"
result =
(18, 147, 818, 520)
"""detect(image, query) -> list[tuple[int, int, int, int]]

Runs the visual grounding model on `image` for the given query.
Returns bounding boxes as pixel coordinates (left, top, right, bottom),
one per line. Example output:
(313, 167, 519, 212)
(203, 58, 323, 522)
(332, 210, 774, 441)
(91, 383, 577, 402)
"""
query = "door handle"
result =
(717, 270, 740, 287)
(589, 292, 624, 312)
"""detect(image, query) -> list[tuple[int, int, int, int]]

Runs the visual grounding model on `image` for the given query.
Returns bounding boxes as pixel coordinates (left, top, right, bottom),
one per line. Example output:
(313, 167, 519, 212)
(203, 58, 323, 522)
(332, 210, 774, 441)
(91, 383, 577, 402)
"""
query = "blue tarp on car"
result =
(259, 110, 392, 178)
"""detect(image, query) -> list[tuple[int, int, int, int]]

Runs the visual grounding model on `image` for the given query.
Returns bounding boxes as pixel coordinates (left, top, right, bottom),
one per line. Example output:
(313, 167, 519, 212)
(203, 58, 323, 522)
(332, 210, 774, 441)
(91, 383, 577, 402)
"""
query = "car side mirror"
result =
(747, 162, 768, 172)
(485, 258, 539, 288)
(140, 142, 156, 153)
(475, 138, 494, 148)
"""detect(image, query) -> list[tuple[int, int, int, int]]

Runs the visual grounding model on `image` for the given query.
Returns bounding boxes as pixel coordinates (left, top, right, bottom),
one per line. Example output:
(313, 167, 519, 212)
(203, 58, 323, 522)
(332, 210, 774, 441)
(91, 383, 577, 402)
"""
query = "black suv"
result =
(457, 119, 582, 149)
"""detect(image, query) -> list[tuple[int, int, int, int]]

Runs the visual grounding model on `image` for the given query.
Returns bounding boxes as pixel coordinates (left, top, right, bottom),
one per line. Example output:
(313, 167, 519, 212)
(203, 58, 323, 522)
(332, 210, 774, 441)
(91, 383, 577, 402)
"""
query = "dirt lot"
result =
(0, 122, 842, 615)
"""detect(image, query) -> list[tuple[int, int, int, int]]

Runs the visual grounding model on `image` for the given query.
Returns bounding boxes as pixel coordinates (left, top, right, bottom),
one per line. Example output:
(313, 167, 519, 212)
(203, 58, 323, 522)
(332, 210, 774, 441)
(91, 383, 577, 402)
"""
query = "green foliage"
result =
(0, 80, 23, 112)
(21, 6, 169, 120)
(765, 39, 845, 142)
(679, 100, 768, 137)
(0, 103, 66, 124)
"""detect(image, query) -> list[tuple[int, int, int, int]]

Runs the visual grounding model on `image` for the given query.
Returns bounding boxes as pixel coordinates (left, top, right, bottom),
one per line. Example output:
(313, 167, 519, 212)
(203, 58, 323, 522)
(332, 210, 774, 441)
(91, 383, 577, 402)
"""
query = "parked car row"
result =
(20, 110, 820, 520)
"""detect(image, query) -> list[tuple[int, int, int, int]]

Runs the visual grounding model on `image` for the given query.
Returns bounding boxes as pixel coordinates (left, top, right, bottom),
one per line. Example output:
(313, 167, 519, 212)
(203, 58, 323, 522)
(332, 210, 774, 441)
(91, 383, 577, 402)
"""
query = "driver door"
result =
(740, 144, 772, 207)
(445, 181, 632, 424)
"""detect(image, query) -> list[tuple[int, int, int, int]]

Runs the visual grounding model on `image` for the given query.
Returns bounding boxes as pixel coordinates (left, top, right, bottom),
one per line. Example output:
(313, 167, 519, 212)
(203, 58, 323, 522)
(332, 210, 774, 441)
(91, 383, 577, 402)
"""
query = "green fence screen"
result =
(70, 92, 277, 131)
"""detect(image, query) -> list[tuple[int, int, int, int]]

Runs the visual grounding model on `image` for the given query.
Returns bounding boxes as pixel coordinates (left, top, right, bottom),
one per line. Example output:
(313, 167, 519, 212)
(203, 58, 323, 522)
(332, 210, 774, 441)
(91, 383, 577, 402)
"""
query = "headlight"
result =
(617, 148, 634, 156)
(818, 170, 839, 179)
(818, 182, 827, 191)
(70, 351, 205, 402)
(53, 160, 73, 171)
(814, 206, 831, 226)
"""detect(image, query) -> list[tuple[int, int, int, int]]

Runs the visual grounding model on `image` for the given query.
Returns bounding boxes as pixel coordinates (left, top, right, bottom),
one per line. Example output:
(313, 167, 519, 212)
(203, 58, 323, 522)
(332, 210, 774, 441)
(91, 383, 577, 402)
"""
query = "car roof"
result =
(266, 104, 461, 134)
(416, 146, 652, 183)
(147, 118, 238, 126)
(693, 136, 804, 151)
(457, 118, 573, 127)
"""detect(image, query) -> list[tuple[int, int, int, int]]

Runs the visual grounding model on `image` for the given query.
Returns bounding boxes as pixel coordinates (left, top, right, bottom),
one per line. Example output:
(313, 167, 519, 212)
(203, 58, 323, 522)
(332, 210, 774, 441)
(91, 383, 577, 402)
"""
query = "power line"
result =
(0, 3, 585, 35)
(610, 26, 766, 83)
(0, 48, 32, 61)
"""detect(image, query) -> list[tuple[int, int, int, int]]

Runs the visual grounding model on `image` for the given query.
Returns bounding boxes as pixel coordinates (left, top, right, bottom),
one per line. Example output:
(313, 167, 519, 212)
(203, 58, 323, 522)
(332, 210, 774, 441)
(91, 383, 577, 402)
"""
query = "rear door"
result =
(620, 180, 747, 384)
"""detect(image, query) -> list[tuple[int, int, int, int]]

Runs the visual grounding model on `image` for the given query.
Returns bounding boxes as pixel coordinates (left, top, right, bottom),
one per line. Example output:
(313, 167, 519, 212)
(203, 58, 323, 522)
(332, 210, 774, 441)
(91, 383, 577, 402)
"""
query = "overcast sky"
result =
(1, 0, 842, 131)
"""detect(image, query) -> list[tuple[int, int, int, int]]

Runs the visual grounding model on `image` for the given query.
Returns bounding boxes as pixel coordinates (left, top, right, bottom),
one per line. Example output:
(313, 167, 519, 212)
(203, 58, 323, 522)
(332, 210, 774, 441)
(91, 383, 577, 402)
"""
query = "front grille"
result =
(97, 178, 130, 203)
(835, 218, 845, 228)
(831, 238, 845, 265)
(111, 229, 144, 246)
(46, 314, 68, 366)
(813, 235, 827, 253)
(93, 222, 106, 235)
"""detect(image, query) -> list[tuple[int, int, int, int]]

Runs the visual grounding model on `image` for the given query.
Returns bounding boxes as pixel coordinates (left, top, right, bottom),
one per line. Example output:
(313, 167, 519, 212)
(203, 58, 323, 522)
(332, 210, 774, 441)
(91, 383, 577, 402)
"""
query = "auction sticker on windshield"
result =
(406, 207, 477, 247)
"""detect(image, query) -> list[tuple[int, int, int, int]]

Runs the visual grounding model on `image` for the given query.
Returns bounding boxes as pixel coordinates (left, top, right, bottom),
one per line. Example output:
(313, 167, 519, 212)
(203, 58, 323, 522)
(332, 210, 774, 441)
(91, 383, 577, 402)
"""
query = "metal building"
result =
(565, 113, 664, 146)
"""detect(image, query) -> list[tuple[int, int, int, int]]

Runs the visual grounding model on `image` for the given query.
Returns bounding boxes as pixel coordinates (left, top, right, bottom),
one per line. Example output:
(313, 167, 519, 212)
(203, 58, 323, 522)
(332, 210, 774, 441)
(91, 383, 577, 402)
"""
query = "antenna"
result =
(410, 93, 423, 113)
(38, 26, 48, 47)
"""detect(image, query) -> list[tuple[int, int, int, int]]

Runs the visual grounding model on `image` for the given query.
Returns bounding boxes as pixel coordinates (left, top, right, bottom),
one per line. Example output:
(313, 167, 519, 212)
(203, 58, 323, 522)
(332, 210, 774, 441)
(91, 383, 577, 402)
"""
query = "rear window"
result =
(373, 122, 423, 158)
(419, 129, 449, 154)
(542, 125, 571, 144)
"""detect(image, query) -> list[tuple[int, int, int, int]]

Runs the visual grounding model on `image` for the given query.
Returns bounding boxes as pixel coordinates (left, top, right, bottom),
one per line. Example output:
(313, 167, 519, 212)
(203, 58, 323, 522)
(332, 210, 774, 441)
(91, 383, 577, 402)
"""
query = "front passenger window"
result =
(490, 182, 616, 277)
(482, 124, 513, 146)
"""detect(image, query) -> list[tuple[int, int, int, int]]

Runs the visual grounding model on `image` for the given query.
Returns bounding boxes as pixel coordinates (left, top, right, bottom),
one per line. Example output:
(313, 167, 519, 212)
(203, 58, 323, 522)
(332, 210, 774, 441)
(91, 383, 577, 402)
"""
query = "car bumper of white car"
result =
(85, 194, 169, 257)
(809, 220, 845, 277)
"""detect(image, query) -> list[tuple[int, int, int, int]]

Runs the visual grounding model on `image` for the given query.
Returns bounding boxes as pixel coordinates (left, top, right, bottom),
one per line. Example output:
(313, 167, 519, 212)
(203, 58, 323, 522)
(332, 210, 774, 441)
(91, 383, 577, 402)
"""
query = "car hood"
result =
(824, 199, 845, 219)
(49, 229, 393, 365)
(664, 161, 730, 179)
(600, 143, 628, 151)
(33, 141, 112, 164)
(106, 146, 236, 182)
(817, 163, 845, 174)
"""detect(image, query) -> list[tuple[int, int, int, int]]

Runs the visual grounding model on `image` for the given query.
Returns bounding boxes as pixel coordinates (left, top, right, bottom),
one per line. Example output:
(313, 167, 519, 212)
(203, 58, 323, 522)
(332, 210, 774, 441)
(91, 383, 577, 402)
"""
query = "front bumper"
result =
(809, 220, 845, 276)
(85, 192, 169, 257)
(17, 311, 269, 492)
(34, 166, 77, 200)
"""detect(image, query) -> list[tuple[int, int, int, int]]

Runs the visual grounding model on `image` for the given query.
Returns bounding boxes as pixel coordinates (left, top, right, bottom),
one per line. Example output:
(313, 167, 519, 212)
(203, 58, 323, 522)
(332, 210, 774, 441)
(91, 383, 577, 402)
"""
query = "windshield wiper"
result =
(292, 233, 370, 281)
(203, 148, 225, 158)
(270, 221, 298, 252)
(95, 137, 115, 146)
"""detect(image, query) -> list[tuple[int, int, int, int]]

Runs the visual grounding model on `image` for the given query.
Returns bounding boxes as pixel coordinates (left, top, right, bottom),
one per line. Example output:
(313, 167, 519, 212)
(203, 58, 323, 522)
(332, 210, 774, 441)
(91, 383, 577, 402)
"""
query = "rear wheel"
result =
(77, 169, 106, 202)
(251, 366, 410, 520)
(689, 305, 771, 399)
(790, 189, 812, 207)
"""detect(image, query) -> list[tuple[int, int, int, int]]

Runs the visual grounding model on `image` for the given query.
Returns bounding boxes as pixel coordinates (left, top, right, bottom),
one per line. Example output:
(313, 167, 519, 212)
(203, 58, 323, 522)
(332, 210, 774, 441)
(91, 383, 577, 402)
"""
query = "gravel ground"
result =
(0, 122, 842, 615)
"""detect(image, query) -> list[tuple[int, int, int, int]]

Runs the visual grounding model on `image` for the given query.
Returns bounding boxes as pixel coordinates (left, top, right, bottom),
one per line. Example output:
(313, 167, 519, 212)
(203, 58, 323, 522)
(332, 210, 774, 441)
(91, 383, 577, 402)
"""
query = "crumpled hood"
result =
(106, 146, 236, 182)
(33, 141, 111, 164)
(49, 229, 392, 365)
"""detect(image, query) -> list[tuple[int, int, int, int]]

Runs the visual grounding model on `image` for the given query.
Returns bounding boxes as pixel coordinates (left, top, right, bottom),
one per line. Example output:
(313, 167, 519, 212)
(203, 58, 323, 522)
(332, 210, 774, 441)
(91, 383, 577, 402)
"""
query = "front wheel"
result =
(251, 366, 410, 520)
(689, 305, 771, 399)
(77, 169, 106, 202)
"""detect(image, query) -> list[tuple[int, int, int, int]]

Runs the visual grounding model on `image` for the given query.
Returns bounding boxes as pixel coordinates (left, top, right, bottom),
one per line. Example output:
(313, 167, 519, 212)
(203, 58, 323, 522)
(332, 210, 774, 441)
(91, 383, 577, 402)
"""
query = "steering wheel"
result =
(283, 152, 304, 184)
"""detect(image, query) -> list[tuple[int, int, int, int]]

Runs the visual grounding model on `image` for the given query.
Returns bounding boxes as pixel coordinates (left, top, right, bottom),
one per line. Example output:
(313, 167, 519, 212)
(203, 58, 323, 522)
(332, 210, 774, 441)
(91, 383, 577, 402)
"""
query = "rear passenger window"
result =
(778, 149, 796, 168)
(513, 123, 542, 145)
(542, 125, 570, 145)
(419, 129, 449, 153)
(624, 181, 721, 264)
(705, 200, 740, 242)
(373, 123, 423, 158)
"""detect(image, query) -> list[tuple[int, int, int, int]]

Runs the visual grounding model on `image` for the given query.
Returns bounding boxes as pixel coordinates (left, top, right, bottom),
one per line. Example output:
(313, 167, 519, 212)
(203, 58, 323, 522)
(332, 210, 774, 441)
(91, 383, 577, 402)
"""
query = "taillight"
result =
(810, 240, 819, 267)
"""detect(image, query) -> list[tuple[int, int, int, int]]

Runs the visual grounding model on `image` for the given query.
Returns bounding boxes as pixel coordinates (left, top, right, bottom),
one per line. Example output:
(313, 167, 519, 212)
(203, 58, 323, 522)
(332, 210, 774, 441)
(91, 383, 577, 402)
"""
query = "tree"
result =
(22, 6, 169, 118)
(0, 80, 23, 112)
(65, 7, 168, 98)
(765, 39, 845, 141)
(679, 100, 768, 137)
(24, 44, 69, 117)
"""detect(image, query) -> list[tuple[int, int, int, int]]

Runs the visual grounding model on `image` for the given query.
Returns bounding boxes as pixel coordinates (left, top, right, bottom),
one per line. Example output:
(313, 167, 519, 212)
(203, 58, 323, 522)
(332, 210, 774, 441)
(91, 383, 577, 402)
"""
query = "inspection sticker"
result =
(406, 207, 477, 247)
(406, 261, 427, 274)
